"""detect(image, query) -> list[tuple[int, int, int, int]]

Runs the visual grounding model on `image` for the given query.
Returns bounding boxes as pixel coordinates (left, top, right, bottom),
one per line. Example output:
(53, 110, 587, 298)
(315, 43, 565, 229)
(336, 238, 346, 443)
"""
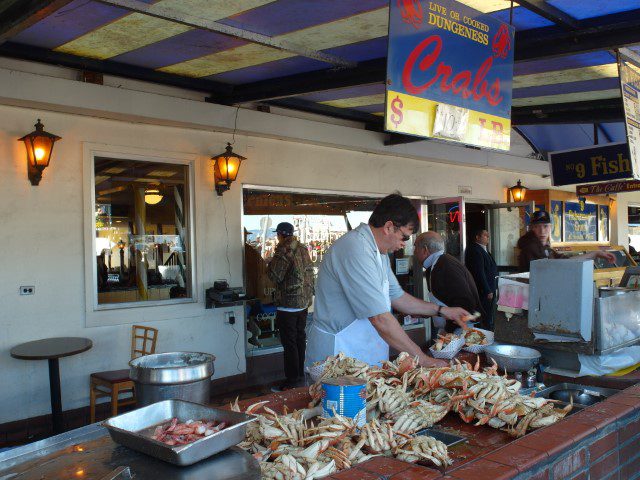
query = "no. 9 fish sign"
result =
(386, 0, 515, 151)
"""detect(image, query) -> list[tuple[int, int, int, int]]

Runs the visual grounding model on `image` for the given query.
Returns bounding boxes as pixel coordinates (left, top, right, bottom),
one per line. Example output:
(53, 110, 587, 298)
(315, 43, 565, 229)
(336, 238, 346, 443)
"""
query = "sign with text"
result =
(618, 48, 640, 180)
(576, 179, 640, 196)
(549, 142, 632, 186)
(564, 201, 597, 242)
(386, 0, 514, 151)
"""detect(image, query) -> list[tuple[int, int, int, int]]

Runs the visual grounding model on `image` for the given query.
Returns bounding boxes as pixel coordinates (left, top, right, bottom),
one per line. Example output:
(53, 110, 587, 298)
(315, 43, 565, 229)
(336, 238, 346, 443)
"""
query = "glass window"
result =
(242, 189, 380, 354)
(94, 157, 192, 305)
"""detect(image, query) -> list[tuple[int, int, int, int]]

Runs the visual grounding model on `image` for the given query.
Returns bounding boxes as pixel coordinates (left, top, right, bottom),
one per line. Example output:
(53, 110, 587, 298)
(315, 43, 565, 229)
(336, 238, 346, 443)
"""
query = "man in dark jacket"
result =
(415, 231, 486, 332)
(517, 210, 615, 272)
(465, 229, 498, 328)
(266, 222, 315, 390)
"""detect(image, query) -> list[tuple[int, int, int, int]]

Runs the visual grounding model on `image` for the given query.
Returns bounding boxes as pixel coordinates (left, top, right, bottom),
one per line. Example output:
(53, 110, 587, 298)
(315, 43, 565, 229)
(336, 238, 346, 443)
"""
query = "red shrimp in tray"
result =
(150, 417, 228, 446)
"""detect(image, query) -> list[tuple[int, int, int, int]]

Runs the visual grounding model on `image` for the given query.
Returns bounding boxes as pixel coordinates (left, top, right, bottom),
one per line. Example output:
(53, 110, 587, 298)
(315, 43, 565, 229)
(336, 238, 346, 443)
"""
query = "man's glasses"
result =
(394, 226, 411, 242)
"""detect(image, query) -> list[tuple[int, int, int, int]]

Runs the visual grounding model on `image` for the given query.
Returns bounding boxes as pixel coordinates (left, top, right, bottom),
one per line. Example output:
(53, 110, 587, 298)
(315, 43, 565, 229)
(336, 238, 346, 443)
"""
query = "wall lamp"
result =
(212, 142, 246, 196)
(144, 187, 163, 205)
(509, 179, 527, 202)
(19, 119, 61, 186)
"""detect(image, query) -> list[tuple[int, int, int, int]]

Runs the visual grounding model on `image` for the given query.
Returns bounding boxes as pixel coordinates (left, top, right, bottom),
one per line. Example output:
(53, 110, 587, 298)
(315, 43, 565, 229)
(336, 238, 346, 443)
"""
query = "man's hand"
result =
(441, 306, 471, 330)
(595, 250, 616, 264)
(487, 292, 494, 300)
(418, 353, 448, 368)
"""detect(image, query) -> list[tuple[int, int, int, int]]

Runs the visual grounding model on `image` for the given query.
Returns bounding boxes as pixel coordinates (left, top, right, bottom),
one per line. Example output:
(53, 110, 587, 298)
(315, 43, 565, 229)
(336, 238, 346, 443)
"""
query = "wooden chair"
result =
(89, 325, 158, 422)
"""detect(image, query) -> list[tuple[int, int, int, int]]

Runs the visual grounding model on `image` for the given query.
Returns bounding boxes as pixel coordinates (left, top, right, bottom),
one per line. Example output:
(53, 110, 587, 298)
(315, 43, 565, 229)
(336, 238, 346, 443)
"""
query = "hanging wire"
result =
(231, 105, 240, 145)
(509, 0, 514, 25)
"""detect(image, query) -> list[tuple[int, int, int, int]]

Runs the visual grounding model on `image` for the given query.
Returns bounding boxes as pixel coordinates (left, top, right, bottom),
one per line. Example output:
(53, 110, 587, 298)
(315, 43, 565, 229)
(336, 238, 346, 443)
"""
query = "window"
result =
(93, 157, 192, 306)
(242, 188, 381, 353)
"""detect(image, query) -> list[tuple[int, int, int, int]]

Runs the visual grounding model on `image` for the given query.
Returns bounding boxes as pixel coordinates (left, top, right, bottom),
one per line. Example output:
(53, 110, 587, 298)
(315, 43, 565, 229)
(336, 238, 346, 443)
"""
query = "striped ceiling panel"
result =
(4, 0, 639, 131)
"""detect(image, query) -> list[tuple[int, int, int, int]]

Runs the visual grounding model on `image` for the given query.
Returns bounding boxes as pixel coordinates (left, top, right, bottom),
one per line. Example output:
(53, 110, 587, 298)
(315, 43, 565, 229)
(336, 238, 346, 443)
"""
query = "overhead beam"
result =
(265, 97, 383, 129)
(208, 58, 386, 105)
(516, 0, 579, 30)
(515, 9, 640, 61)
(96, 0, 356, 69)
(511, 98, 624, 125)
(0, 41, 233, 96)
(0, 0, 75, 44)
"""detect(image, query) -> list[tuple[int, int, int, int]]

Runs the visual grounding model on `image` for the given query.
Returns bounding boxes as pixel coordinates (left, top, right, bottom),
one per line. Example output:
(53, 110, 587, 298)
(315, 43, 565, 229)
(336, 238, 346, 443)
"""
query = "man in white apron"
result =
(306, 194, 470, 369)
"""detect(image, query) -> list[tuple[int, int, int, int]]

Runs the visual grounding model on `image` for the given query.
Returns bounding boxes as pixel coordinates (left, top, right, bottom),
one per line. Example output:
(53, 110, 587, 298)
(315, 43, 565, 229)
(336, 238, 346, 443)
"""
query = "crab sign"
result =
(492, 24, 511, 59)
(398, 0, 423, 29)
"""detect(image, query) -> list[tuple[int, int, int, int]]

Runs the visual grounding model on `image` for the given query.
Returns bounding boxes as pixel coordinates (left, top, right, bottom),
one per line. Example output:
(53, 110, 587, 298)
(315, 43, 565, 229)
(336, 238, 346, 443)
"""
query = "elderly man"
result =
(415, 231, 486, 332)
(306, 194, 470, 369)
(517, 210, 615, 272)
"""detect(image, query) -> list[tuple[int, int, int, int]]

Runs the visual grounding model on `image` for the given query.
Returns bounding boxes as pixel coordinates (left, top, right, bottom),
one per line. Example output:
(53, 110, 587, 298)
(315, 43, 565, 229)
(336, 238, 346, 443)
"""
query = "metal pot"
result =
(598, 287, 632, 298)
(484, 344, 541, 373)
(129, 352, 215, 406)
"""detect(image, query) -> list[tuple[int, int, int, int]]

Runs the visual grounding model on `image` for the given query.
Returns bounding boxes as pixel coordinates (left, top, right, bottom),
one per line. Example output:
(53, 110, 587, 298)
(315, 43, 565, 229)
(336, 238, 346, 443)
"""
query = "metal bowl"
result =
(484, 344, 541, 372)
(129, 352, 215, 384)
(549, 389, 600, 406)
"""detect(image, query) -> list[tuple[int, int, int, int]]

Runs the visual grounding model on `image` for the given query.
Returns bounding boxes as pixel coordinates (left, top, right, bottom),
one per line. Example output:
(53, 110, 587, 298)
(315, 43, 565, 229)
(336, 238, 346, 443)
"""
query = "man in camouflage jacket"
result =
(267, 222, 315, 390)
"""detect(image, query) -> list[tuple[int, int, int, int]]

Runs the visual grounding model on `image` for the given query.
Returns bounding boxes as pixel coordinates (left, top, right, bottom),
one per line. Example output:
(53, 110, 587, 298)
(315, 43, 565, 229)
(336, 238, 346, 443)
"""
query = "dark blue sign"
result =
(549, 142, 632, 186)
(387, 0, 514, 118)
(565, 201, 597, 242)
(385, 0, 514, 150)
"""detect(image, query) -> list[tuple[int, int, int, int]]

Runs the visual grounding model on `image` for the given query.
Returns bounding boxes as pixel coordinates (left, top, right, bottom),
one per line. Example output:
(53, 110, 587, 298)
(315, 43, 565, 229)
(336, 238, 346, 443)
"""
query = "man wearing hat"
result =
(517, 210, 615, 272)
(266, 222, 315, 390)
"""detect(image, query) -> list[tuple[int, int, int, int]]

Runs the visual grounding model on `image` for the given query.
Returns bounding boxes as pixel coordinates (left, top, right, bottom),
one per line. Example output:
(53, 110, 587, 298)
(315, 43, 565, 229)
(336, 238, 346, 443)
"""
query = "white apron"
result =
(306, 251, 390, 367)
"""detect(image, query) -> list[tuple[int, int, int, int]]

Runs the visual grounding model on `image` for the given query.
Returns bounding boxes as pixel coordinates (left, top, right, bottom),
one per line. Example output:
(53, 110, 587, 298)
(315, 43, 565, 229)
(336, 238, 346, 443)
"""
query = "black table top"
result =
(10, 337, 93, 360)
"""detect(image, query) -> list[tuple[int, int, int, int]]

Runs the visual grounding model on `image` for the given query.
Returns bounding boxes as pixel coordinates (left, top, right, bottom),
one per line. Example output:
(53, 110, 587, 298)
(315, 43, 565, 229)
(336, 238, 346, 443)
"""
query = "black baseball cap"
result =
(531, 210, 551, 225)
(274, 222, 294, 236)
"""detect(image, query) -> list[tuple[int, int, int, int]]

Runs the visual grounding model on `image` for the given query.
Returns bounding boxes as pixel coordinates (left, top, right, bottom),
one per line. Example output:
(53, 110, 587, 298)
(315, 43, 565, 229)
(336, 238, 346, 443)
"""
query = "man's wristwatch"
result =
(437, 305, 443, 317)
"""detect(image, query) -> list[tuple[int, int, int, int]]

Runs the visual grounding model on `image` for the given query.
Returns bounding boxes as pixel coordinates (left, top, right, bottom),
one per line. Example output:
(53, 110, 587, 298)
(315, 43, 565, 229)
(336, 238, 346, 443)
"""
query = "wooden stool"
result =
(89, 325, 158, 422)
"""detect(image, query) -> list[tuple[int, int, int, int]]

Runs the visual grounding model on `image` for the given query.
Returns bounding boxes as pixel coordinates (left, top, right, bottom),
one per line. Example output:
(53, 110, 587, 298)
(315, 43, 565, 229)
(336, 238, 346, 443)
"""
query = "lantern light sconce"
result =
(212, 142, 246, 196)
(509, 179, 527, 202)
(19, 119, 61, 186)
(144, 187, 163, 205)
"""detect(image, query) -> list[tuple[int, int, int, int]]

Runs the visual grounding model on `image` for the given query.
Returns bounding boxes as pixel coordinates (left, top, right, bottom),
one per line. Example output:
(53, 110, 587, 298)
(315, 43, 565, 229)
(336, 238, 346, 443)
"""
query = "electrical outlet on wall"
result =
(224, 311, 236, 325)
(19, 286, 35, 295)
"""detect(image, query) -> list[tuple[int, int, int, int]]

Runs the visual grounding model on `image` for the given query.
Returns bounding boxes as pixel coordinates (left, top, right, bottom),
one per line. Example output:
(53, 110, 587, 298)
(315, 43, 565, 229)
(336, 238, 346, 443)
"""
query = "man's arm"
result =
(572, 250, 616, 264)
(368, 312, 446, 367)
(391, 293, 470, 329)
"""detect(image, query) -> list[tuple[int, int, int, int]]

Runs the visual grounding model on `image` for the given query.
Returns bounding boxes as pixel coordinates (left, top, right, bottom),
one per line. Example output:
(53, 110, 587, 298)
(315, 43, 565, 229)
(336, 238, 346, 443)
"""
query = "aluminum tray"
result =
(103, 399, 257, 466)
(534, 383, 619, 406)
(414, 428, 466, 447)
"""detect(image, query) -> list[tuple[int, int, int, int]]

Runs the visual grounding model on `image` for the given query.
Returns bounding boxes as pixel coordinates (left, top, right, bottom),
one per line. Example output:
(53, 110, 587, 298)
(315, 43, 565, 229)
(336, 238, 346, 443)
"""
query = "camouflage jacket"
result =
(266, 237, 314, 309)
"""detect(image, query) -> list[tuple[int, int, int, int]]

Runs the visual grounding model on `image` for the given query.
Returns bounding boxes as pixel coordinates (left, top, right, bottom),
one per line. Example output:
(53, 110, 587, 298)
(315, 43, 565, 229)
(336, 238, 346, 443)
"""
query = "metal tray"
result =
(534, 383, 619, 406)
(103, 399, 257, 466)
(414, 428, 466, 447)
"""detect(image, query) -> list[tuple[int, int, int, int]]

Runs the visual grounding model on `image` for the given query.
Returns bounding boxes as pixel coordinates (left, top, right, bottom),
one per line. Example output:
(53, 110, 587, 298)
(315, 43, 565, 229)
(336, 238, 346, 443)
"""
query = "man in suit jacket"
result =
(415, 232, 487, 333)
(465, 229, 499, 328)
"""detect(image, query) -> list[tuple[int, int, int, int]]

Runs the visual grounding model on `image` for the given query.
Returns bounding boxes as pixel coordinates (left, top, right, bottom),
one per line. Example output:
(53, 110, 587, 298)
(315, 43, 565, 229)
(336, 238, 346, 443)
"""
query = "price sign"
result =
(433, 104, 469, 141)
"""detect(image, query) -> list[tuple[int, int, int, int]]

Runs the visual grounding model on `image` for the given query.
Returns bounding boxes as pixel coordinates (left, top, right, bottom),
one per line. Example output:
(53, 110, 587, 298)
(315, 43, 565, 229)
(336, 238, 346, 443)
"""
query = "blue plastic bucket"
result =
(321, 376, 366, 427)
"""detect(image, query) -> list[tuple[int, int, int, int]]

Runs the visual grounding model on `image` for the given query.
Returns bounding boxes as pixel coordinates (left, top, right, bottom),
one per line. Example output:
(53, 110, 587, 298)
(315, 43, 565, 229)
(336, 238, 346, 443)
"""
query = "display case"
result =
(553, 244, 636, 287)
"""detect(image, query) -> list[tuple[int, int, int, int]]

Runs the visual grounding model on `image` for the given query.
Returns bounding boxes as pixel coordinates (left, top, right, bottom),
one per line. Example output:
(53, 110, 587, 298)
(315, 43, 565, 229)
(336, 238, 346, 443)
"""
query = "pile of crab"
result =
(232, 352, 571, 479)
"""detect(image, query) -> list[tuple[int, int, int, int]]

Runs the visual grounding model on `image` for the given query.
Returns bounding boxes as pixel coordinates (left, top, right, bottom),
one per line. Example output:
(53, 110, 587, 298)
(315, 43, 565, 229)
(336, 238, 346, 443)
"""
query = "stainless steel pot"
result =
(484, 344, 541, 372)
(598, 287, 632, 297)
(129, 352, 215, 406)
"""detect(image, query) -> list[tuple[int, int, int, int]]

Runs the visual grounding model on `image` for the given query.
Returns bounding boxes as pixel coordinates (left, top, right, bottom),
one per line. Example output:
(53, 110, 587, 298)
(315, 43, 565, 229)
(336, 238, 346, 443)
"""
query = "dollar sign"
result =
(391, 96, 403, 127)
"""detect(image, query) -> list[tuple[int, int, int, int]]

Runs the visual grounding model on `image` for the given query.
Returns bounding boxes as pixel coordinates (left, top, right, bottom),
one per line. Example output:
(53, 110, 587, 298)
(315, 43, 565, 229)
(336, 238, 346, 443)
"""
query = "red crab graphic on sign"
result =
(398, 0, 423, 29)
(492, 23, 512, 59)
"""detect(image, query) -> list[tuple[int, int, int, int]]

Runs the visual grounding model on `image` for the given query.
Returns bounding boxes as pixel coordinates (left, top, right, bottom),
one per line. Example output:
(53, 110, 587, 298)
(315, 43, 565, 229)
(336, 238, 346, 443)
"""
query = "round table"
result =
(11, 337, 92, 434)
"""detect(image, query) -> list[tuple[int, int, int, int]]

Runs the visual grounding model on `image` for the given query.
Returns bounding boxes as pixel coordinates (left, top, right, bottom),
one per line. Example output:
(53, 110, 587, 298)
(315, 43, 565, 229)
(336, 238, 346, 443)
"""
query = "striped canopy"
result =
(2, 0, 640, 152)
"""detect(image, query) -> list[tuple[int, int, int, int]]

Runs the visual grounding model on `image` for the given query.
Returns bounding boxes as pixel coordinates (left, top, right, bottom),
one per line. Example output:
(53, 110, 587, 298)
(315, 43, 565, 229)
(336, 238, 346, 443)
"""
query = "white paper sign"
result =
(618, 48, 640, 180)
(433, 104, 470, 141)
